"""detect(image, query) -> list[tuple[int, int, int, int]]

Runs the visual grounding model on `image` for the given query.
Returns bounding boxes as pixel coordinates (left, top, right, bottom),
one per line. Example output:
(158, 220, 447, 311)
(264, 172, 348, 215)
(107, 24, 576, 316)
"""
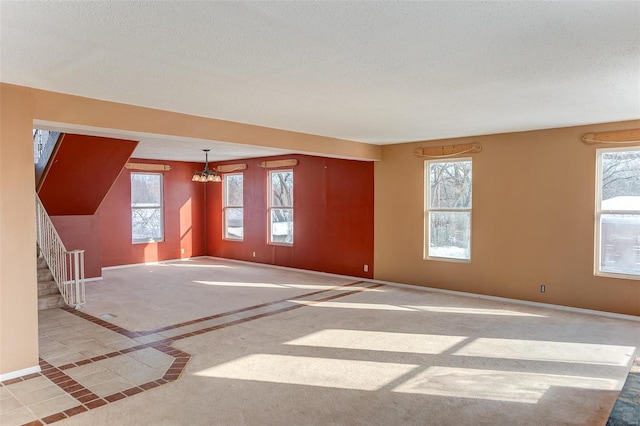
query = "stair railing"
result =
(35, 195, 86, 308)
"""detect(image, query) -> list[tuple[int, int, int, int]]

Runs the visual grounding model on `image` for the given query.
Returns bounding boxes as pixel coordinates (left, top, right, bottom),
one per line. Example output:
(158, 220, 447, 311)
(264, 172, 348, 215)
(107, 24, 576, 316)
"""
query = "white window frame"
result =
(223, 173, 243, 241)
(268, 169, 294, 246)
(595, 146, 640, 279)
(131, 172, 164, 244)
(424, 158, 472, 262)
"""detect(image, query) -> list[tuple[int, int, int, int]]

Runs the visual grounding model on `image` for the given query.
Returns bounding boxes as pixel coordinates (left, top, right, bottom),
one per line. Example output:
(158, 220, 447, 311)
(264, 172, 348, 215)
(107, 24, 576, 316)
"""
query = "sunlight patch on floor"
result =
(194, 354, 418, 391)
(191, 281, 374, 291)
(283, 284, 381, 291)
(284, 329, 467, 354)
(193, 281, 288, 289)
(289, 300, 418, 311)
(454, 338, 636, 366)
(392, 366, 620, 403)
(404, 305, 546, 317)
(168, 263, 233, 268)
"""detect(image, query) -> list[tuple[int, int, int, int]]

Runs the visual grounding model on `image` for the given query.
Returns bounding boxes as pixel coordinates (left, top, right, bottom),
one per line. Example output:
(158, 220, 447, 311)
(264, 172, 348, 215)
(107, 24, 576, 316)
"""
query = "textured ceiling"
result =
(2, 1, 639, 159)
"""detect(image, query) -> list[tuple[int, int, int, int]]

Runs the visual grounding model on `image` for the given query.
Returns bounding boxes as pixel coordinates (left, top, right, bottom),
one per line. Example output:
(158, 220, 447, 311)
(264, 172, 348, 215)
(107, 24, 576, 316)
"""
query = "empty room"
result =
(1, 2, 639, 425)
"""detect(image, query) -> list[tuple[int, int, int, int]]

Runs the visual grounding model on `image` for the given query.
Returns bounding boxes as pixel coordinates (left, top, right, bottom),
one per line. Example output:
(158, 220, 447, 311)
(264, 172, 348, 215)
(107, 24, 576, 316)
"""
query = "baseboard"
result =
(102, 256, 208, 271)
(372, 279, 640, 323)
(0, 365, 41, 382)
(205, 256, 640, 322)
(204, 256, 369, 282)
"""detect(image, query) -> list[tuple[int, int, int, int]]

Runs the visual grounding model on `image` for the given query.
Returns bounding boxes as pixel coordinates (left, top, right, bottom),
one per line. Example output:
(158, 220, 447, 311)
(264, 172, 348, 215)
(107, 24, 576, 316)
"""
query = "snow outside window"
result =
(425, 159, 472, 261)
(223, 173, 244, 240)
(131, 173, 164, 243)
(269, 170, 293, 245)
(596, 147, 640, 278)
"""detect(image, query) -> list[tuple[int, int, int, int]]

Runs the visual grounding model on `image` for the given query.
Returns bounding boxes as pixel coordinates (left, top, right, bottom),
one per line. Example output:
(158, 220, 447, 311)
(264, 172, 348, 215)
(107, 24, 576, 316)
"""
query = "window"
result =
(269, 170, 293, 244)
(425, 159, 472, 261)
(131, 173, 163, 243)
(223, 173, 243, 240)
(596, 147, 640, 278)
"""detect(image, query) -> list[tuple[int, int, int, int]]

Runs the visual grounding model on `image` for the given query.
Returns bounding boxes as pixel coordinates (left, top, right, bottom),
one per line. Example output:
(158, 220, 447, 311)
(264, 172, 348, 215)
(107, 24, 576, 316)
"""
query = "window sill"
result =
(595, 271, 640, 281)
(424, 256, 471, 264)
(132, 239, 164, 245)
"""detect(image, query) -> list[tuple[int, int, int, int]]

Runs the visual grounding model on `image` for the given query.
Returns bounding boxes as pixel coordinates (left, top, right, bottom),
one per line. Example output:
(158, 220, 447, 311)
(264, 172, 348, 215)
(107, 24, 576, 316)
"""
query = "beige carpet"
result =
(84, 259, 356, 331)
(51, 259, 640, 425)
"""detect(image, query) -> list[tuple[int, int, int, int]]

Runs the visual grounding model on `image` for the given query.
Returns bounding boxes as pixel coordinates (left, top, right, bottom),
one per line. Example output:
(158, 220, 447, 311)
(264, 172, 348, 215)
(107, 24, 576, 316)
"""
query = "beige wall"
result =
(374, 120, 640, 316)
(0, 85, 39, 375)
(31, 86, 380, 162)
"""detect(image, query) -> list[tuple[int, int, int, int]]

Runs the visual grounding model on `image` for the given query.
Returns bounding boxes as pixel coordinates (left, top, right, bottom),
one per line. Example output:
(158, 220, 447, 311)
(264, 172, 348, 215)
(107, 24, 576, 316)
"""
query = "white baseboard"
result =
(205, 256, 640, 322)
(85, 276, 103, 283)
(102, 256, 208, 271)
(371, 279, 640, 323)
(0, 365, 41, 382)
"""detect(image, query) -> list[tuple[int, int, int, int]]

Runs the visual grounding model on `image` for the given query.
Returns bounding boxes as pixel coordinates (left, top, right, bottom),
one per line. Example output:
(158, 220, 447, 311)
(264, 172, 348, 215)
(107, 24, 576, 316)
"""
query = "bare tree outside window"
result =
(597, 148, 640, 276)
(269, 170, 293, 244)
(601, 150, 640, 200)
(224, 173, 243, 240)
(426, 160, 472, 260)
(131, 173, 163, 243)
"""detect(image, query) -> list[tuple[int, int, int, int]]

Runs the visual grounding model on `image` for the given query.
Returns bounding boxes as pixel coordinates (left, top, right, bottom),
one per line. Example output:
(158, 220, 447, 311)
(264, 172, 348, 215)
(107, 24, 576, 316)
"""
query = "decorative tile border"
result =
(39, 359, 102, 423)
(1, 280, 380, 425)
(157, 283, 383, 344)
(138, 280, 368, 335)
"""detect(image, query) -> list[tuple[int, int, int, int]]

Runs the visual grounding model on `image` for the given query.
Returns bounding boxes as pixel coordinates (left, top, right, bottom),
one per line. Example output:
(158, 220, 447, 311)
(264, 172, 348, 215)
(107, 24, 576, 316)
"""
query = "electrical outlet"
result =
(181, 248, 185, 254)
(252, 251, 256, 257)
(364, 264, 369, 272)
(540, 284, 546, 293)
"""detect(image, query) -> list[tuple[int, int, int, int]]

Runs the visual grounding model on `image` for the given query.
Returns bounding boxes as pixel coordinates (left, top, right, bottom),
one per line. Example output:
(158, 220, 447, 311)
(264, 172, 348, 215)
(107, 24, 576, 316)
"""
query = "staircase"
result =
(35, 195, 86, 309)
(37, 247, 65, 310)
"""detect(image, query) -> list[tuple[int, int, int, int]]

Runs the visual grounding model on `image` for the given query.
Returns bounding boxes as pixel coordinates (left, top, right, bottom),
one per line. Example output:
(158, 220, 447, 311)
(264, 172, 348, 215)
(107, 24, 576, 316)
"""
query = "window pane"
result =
(225, 174, 243, 207)
(429, 161, 472, 209)
(601, 151, 640, 211)
(429, 211, 470, 260)
(131, 174, 162, 206)
(132, 208, 163, 242)
(271, 171, 293, 207)
(224, 208, 244, 240)
(600, 214, 640, 274)
(270, 209, 293, 244)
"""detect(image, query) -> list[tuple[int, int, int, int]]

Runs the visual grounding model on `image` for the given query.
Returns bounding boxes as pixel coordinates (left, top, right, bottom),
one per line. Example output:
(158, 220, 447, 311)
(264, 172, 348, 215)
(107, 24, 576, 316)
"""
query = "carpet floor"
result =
(2, 258, 638, 425)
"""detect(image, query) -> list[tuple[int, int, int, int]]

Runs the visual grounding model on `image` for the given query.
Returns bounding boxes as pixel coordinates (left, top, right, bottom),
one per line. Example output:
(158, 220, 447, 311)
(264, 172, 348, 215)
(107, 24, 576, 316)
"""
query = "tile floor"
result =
(0, 307, 187, 425)
(0, 271, 373, 425)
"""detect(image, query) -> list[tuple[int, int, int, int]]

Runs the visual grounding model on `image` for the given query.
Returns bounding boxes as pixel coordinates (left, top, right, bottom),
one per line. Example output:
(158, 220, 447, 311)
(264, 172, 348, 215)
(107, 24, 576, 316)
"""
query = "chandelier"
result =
(192, 149, 222, 183)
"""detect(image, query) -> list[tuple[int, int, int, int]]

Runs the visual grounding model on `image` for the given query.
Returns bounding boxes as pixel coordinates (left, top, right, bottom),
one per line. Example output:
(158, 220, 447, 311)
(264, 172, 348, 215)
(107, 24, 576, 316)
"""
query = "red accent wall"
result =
(38, 134, 138, 216)
(206, 154, 374, 278)
(50, 215, 102, 279)
(99, 159, 206, 267)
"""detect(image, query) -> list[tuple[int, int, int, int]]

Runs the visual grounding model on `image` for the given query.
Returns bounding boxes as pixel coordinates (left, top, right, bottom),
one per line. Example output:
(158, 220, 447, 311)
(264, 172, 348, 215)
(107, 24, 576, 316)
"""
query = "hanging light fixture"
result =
(192, 149, 222, 183)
